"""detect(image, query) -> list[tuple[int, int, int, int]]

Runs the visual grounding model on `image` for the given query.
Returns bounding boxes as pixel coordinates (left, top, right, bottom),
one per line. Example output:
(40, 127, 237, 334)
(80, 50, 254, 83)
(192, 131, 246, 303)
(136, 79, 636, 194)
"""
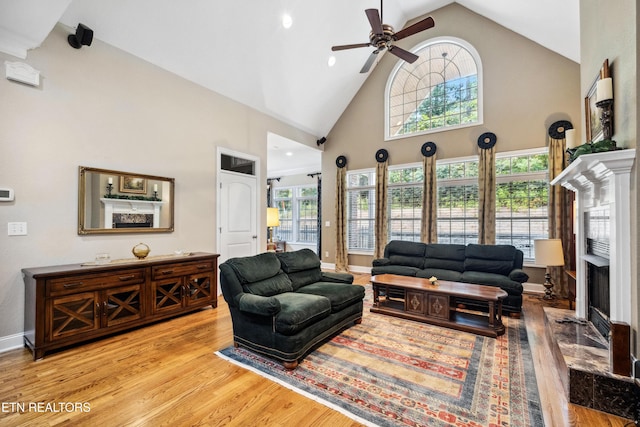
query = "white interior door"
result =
(218, 171, 258, 263)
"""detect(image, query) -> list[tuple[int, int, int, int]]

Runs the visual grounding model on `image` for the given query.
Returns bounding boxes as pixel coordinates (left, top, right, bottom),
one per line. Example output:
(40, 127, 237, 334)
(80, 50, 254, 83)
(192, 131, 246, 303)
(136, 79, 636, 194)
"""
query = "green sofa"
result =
(371, 241, 529, 316)
(219, 249, 365, 369)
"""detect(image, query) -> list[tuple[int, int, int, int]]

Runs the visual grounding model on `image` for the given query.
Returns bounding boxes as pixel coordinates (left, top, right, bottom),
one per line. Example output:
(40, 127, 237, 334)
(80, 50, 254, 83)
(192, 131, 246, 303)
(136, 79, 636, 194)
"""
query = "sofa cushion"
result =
(296, 283, 365, 312)
(371, 265, 420, 276)
(416, 268, 463, 282)
(385, 240, 426, 257)
(227, 252, 282, 283)
(242, 272, 293, 297)
(388, 254, 425, 269)
(460, 271, 524, 295)
(276, 249, 323, 290)
(286, 269, 323, 291)
(272, 293, 331, 335)
(464, 244, 517, 276)
(423, 244, 466, 271)
(277, 249, 321, 273)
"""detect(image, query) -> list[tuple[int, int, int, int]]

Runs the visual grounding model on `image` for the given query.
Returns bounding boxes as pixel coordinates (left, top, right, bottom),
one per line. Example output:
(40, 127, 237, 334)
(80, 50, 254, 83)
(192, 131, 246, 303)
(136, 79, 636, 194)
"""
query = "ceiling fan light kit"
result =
(331, 0, 435, 73)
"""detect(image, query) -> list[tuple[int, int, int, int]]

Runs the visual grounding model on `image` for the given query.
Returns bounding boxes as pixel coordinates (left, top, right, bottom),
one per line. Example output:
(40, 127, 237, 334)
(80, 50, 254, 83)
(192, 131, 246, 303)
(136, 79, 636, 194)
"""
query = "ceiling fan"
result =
(331, 0, 435, 73)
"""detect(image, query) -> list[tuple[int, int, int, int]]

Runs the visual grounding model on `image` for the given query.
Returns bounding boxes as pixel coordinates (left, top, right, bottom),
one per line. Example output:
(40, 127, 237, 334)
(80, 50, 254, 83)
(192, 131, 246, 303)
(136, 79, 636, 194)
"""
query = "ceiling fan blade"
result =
(365, 8, 384, 35)
(393, 16, 435, 41)
(332, 42, 371, 51)
(360, 51, 380, 73)
(388, 45, 419, 64)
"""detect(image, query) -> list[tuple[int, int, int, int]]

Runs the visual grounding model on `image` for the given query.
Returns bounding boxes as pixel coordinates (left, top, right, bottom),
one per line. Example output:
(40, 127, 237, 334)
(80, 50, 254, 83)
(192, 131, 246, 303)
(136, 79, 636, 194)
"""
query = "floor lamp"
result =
(266, 207, 280, 252)
(534, 239, 565, 300)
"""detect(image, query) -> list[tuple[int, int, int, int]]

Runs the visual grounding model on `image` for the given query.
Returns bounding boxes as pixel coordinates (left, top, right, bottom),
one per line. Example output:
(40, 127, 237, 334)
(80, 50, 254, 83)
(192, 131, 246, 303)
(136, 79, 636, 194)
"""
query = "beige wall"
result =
(580, 0, 638, 359)
(0, 24, 317, 341)
(321, 3, 581, 267)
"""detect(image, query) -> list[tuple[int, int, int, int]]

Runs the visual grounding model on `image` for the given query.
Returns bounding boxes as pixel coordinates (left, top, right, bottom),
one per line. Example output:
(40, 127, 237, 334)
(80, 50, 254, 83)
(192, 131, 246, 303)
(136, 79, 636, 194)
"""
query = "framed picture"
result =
(584, 59, 609, 142)
(119, 175, 147, 194)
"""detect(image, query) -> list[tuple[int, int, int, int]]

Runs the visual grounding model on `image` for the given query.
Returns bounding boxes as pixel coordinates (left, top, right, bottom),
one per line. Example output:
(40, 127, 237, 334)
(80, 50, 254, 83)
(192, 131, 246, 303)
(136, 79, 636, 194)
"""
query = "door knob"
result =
(252, 235, 258, 239)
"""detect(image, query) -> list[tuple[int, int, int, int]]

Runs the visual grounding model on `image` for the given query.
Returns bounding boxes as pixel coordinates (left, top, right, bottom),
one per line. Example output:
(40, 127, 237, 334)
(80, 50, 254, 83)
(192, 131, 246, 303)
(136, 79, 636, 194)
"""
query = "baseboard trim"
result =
(0, 333, 24, 354)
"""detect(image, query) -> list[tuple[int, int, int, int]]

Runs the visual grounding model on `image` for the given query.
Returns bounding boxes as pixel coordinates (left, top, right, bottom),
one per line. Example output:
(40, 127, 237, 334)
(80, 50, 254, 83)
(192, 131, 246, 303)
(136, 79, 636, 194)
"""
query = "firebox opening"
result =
(113, 213, 153, 228)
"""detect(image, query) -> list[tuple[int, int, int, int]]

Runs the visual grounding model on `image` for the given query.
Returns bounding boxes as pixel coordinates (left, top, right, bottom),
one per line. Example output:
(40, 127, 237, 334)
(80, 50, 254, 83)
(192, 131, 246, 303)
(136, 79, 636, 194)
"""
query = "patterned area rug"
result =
(216, 285, 543, 427)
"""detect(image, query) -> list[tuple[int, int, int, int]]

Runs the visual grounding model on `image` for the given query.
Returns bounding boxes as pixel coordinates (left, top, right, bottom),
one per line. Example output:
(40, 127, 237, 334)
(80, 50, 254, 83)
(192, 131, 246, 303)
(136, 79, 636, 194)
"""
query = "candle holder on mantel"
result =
(596, 76, 614, 141)
(106, 183, 113, 197)
(153, 191, 158, 201)
(596, 98, 614, 141)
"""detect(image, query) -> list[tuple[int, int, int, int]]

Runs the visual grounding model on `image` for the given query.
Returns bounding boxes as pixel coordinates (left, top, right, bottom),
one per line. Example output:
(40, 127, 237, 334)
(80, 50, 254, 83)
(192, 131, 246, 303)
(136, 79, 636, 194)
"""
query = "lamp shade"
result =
(534, 239, 565, 266)
(266, 207, 280, 227)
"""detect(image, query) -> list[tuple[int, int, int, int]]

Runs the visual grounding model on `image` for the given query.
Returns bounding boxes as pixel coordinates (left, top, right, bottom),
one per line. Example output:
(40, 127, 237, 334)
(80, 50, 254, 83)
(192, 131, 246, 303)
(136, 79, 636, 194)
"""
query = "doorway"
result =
(217, 148, 259, 264)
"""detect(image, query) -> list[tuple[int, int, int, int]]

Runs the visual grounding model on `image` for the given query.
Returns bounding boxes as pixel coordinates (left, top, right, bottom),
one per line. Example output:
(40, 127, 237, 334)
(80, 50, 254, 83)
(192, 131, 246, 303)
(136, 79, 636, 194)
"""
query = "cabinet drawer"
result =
(48, 269, 145, 296)
(152, 260, 213, 279)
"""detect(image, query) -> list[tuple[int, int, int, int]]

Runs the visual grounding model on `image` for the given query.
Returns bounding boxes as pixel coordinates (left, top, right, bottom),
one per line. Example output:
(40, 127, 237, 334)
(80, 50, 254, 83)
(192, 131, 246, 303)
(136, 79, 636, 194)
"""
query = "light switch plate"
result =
(8, 222, 27, 236)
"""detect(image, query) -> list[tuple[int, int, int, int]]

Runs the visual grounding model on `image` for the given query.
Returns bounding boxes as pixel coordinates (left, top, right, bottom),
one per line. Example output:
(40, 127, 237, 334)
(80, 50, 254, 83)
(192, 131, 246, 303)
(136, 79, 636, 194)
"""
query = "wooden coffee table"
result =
(370, 274, 508, 337)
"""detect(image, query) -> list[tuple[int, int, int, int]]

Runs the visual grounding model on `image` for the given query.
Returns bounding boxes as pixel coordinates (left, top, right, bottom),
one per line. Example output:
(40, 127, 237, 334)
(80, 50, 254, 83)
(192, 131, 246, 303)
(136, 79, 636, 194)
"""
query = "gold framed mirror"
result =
(78, 166, 175, 234)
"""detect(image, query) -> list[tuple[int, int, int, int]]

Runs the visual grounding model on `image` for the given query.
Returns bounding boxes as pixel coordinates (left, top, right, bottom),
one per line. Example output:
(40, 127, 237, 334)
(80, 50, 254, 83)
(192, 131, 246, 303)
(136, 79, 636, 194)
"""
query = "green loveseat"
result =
(372, 241, 529, 316)
(219, 249, 365, 369)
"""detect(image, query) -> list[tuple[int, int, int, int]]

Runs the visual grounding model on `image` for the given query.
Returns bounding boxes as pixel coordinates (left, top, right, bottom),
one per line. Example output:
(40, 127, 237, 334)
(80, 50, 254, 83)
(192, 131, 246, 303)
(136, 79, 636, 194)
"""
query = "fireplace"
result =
(101, 198, 164, 229)
(550, 149, 635, 328)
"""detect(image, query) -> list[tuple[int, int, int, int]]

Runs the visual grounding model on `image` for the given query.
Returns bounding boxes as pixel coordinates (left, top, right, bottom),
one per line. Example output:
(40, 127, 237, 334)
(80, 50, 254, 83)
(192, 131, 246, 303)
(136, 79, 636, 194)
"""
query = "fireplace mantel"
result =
(100, 198, 165, 229)
(551, 149, 635, 324)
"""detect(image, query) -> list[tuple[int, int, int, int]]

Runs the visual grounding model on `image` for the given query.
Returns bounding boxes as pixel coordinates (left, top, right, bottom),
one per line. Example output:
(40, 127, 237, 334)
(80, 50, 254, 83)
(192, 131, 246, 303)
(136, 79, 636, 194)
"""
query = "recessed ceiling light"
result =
(328, 56, 336, 67)
(285, 152, 293, 156)
(282, 14, 293, 29)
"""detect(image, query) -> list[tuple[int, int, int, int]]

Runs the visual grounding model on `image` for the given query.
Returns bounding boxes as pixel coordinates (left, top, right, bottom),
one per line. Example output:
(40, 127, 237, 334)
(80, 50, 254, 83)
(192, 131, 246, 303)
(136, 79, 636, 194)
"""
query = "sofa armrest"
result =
(321, 271, 354, 284)
(237, 293, 281, 316)
(509, 268, 529, 283)
(372, 258, 391, 267)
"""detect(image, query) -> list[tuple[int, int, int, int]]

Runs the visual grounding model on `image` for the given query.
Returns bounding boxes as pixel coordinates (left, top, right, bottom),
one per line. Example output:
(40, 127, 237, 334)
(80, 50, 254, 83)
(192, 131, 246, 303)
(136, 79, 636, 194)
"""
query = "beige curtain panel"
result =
(421, 154, 438, 243)
(548, 137, 569, 297)
(478, 146, 496, 244)
(374, 160, 389, 259)
(335, 166, 349, 272)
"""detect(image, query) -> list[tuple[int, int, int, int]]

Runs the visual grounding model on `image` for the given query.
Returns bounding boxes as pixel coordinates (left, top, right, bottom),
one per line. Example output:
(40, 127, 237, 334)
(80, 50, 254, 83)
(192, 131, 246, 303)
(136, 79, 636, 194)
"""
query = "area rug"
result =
(216, 285, 543, 427)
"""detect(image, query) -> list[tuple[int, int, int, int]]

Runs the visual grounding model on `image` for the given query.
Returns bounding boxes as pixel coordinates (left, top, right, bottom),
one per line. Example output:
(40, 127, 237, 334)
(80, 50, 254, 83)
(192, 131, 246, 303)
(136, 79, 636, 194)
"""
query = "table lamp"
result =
(534, 239, 565, 300)
(266, 208, 280, 251)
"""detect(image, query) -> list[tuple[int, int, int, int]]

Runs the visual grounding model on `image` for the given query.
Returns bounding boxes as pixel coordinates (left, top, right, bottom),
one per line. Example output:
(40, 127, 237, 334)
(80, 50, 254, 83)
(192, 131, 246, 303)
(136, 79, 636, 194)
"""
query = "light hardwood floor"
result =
(0, 274, 634, 426)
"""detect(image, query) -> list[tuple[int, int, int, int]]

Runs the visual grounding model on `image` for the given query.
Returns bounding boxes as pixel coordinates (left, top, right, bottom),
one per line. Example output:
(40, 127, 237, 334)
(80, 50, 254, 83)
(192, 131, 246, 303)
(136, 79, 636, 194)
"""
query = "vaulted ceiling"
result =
(1, 0, 579, 141)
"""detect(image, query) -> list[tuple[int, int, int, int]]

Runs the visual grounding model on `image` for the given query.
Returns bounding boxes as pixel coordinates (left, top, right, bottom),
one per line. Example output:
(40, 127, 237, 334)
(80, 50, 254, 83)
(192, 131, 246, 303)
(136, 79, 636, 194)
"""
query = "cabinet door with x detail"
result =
(185, 272, 216, 309)
(48, 291, 100, 341)
(102, 284, 144, 328)
(152, 276, 185, 315)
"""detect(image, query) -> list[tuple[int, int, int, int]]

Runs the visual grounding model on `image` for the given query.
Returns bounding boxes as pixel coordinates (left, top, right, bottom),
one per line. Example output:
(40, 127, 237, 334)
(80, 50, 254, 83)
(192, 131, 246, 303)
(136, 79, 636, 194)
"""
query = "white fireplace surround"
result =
(551, 149, 636, 325)
(100, 198, 164, 229)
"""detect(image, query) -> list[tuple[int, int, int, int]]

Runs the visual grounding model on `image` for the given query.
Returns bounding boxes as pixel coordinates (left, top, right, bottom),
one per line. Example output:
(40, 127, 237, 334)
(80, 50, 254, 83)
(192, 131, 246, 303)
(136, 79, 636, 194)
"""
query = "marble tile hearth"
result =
(544, 306, 637, 419)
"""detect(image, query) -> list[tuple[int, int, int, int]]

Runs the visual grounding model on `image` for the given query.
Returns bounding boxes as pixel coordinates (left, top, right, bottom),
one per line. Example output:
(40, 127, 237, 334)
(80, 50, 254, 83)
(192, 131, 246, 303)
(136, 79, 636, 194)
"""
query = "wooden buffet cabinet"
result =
(22, 252, 219, 360)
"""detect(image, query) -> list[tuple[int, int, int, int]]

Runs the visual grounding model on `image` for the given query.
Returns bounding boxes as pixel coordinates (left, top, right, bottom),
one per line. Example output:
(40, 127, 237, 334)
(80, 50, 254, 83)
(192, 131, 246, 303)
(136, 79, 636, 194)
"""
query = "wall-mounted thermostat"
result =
(0, 188, 15, 201)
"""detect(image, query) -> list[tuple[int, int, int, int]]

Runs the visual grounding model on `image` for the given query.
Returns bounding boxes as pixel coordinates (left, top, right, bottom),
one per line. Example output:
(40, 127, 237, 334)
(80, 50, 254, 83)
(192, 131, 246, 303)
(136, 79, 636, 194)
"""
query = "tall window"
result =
(346, 149, 549, 261)
(273, 185, 318, 244)
(388, 166, 424, 242)
(436, 159, 479, 245)
(347, 171, 376, 251)
(494, 151, 549, 260)
(386, 37, 482, 140)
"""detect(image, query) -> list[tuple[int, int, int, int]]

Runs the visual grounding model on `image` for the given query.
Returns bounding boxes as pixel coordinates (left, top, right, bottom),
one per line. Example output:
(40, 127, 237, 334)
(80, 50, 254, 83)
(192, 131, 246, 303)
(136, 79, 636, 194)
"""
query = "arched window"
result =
(385, 37, 482, 140)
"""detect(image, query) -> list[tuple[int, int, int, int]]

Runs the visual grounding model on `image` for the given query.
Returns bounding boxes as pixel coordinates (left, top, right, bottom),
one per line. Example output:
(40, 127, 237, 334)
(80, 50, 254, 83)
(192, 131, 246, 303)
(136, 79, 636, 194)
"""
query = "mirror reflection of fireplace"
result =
(584, 208, 611, 339)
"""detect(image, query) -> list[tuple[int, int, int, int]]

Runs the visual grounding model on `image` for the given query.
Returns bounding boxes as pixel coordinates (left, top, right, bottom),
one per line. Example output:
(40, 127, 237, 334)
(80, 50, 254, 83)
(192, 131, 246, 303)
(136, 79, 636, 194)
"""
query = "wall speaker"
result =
(68, 23, 94, 49)
(316, 137, 327, 146)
